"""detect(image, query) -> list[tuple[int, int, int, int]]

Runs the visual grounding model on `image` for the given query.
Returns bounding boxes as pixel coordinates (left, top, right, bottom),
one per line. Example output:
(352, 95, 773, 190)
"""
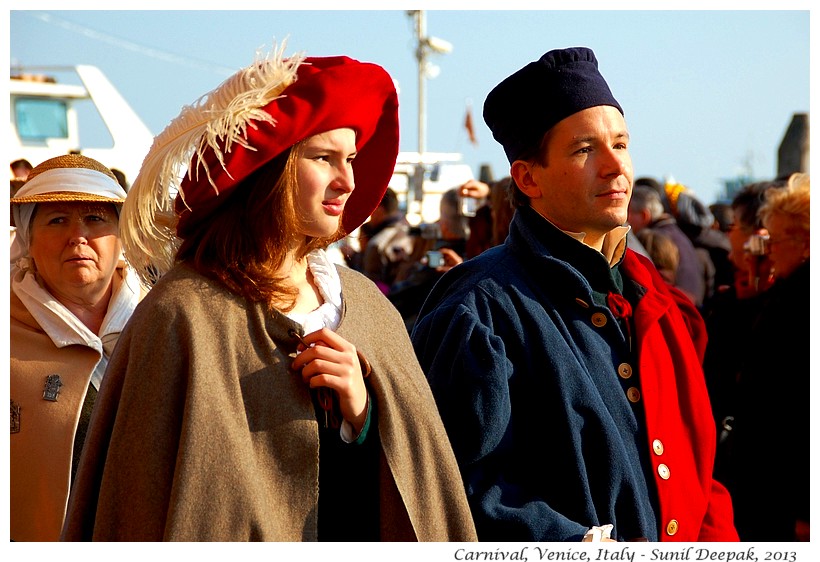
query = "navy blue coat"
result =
(411, 206, 737, 542)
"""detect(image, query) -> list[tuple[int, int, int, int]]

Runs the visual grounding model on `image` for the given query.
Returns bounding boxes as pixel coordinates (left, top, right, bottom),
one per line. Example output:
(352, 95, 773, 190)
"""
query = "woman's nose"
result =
(334, 163, 355, 193)
(67, 220, 90, 245)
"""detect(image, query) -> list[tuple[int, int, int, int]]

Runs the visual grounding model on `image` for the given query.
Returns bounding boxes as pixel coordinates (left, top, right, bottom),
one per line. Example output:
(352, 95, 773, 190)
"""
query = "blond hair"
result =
(759, 173, 810, 235)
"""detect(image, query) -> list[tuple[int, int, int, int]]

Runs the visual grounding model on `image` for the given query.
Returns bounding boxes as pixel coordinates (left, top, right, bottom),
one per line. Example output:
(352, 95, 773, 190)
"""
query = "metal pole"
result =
(416, 10, 426, 158)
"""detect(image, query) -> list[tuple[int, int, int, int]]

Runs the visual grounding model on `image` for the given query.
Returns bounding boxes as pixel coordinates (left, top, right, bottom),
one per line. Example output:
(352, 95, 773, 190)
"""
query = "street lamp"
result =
(408, 10, 452, 158)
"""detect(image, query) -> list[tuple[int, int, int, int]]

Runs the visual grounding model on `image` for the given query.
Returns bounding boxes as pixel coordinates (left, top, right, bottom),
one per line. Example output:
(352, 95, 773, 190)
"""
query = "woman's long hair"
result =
(176, 142, 345, 312)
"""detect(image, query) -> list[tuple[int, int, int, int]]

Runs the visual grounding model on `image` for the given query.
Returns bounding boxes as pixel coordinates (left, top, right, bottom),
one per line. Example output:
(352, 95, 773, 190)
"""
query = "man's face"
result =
(524, 105, 633, 245)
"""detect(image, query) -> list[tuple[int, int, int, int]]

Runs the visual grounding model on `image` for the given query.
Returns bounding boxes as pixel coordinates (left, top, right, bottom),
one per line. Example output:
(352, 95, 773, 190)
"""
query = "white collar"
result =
(285, 248, 343, 333)
(11, 262, 143, 389)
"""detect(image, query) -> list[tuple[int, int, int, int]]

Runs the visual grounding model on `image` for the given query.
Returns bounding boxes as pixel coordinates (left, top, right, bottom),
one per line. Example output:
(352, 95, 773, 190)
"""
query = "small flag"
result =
(464, 102, 478, 146)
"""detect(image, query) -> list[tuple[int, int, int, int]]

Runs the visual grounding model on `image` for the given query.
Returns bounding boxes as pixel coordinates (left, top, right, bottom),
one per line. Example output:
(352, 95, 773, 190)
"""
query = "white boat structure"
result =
(9, 65, 153, 185)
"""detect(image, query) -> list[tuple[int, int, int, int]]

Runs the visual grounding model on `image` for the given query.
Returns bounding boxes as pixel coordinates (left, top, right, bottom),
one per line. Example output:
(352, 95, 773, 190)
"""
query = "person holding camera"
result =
(718, 173, 810, 542)
(357, 187, 413, 293)
(701, 178, 786, 464)
(388, 192, 466, 333)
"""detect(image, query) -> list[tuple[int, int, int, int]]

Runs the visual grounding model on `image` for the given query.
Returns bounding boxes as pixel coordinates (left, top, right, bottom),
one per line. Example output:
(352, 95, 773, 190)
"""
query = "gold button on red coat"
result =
(666, 519, 679, 536)
(591, 312, 607, 327)
(618, 363, 632, 379)
(658, 464, 670, 479)
(652, 439, 664, 455)
(627, 387, 641, 403)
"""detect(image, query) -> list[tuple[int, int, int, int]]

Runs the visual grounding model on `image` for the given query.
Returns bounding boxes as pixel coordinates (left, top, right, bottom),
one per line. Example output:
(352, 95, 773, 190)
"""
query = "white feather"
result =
(120, 42, 305, 286)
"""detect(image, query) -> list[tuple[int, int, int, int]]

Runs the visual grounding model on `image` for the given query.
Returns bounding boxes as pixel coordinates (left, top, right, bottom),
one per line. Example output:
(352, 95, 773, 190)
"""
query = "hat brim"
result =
(11, 191, 126, 205)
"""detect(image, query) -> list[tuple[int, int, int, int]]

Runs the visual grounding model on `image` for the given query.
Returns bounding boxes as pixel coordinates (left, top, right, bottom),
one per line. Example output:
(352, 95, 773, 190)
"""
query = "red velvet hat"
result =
(121, 46, 400, 285)
(176, 55, 400, 238)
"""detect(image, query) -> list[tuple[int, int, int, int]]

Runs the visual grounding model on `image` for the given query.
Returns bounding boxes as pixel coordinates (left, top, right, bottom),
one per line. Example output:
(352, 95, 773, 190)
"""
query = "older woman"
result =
(10, 154, 143, 541)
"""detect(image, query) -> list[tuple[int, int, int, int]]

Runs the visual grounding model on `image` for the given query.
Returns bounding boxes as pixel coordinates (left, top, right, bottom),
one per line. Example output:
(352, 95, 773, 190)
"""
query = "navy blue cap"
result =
(483, 47, 623, 163)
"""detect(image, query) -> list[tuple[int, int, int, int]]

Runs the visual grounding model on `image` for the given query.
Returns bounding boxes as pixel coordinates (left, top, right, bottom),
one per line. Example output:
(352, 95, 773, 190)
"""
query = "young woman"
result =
(61, 47, 476, 542)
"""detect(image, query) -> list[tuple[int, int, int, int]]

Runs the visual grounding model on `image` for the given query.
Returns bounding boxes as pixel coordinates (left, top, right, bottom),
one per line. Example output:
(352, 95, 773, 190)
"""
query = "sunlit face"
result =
(28, 202, 122, 304)
(765, 212, 809, 280)
(295, 128, 357, 239)
(523, 106, 633, 244)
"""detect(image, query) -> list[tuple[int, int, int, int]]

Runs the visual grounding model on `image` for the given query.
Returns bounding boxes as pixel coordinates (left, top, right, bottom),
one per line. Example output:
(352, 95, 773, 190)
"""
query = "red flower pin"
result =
(606, 292, 632, 320)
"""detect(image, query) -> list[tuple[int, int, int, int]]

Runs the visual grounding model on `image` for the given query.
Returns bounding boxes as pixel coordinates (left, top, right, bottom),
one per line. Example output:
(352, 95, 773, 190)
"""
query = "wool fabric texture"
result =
(483, 47, 623, 163)
(61, 263, 477, 541)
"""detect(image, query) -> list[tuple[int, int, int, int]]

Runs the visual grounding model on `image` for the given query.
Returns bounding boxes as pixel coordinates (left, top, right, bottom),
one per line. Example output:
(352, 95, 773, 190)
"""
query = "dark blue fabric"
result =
(483, 47, 623, 163)
(412, 206, 659, 541)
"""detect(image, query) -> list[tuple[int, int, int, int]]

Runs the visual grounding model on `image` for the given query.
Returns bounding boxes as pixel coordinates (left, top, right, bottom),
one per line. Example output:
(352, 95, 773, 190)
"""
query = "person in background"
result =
(110, 168, 130, 191)
(637, 177, 732, 308)
(437, 187, 470, 257)
(462, 176, 515, 259)
(666, 181, 732, 307)
(10, 154, 143, 541)
(627, 184, 706, 306)
(61, 47, 476, 542)
(701, 178, 786, 446)
(708, 202, 733, 235)
(357, 187, 413, 293)
(388, 190, 467, 333)
(720, 173, 809, 542)
(635, 228, 679, 286)
(11, 158, 34, 181)
(411, 46, 737, 542)
(11, 178, 26, 198)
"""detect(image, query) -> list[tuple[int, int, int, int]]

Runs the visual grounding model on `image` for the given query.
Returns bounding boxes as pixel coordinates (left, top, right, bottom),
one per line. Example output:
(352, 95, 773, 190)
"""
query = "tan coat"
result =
(62, 264, 477, 541)
(10, 265, 144, 542)
(10, 291, 100, 541)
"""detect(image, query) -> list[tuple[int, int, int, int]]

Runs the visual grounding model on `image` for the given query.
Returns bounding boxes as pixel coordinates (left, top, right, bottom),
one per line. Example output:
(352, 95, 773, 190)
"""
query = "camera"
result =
(426, 250, 444, 268)
(743, 234, 769, 256)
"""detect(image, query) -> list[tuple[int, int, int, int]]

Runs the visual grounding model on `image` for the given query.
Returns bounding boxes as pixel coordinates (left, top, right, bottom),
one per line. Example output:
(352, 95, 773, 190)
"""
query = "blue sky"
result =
(6, 6, 811, 205)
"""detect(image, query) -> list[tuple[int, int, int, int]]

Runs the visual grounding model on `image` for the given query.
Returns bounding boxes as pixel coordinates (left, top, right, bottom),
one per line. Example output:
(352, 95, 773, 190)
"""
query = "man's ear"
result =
(510, 160, 541, 199)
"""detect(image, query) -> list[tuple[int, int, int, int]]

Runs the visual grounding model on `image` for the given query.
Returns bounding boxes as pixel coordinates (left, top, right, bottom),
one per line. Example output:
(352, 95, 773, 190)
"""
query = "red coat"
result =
(623, 250, 738, 541)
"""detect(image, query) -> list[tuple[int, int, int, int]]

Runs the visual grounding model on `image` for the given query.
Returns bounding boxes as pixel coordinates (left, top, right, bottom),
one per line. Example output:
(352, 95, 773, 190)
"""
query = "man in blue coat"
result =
(411, 47, 738, 542)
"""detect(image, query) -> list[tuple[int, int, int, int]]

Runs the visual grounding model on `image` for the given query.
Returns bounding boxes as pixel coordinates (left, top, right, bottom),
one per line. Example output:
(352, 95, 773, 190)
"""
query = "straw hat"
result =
(10, 154, 128, 264)
(10, 154, 127, 205)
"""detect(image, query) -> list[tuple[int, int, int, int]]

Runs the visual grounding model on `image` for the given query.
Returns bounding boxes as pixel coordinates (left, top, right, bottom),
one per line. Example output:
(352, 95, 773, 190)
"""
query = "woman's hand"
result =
(290, 327, 368, 433)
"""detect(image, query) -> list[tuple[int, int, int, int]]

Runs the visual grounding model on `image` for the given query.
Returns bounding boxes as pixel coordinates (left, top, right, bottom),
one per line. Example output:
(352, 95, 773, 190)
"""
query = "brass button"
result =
(666, 519, 679, 536)
(591, 312, 607, 327)
(617, 362, 633, 379)
(627, 387, 641, 403)
(575, 298, 590, 308)
(652, 439, 664, 455)
(658, 463, 670, 479)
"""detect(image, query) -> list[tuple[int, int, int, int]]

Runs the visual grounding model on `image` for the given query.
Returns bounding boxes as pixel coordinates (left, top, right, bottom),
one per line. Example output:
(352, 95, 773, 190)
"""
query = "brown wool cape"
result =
(61, 264, 477, 541)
